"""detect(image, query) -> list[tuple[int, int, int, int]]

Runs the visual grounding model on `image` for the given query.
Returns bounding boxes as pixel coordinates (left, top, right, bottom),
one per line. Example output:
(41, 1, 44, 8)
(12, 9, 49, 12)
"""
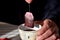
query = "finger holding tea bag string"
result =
(25, 0, 32, 4)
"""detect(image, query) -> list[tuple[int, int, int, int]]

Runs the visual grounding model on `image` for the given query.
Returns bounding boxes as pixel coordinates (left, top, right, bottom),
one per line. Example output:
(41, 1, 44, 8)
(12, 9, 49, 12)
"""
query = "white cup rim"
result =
(18, 23, 42, 31)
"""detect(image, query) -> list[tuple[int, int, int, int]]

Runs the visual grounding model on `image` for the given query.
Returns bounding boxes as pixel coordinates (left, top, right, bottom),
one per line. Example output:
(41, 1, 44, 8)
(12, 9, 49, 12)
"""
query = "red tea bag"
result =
(25, 12, 34, 28)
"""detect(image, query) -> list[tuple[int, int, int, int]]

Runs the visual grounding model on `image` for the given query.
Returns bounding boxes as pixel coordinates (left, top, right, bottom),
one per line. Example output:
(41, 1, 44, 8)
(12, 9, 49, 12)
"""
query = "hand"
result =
(36, 19, 60, 40)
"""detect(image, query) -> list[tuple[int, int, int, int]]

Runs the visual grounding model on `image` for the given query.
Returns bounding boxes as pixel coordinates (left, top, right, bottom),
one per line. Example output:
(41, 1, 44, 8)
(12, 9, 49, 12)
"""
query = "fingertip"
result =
(36, 36, 41, 40)
(57, 39, 59, 40)
(36, 29, 43, 36)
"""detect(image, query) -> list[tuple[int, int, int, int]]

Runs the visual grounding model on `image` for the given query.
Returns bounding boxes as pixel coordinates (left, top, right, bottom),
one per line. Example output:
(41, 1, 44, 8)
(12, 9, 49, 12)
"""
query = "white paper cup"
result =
(18, 24, 42, 40)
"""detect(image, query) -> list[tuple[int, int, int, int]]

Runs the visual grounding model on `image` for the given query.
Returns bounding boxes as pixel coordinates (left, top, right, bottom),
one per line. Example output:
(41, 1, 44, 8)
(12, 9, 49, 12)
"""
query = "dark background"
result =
(0, 0, 45, 25)
(0, 0, 59, 26)
(0, 0, 20, 25)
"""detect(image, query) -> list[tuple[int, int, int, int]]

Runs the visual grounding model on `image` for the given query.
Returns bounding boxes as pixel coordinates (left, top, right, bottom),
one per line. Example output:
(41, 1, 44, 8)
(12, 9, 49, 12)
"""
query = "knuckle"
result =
(57, 39, 60, 40)
(52, 34, 57, 40)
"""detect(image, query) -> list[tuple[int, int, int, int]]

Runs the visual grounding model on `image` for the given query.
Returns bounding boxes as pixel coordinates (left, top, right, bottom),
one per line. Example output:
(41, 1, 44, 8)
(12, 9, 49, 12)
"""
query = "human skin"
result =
(36, 19, 60, 40)
(25, 0, 32, 4)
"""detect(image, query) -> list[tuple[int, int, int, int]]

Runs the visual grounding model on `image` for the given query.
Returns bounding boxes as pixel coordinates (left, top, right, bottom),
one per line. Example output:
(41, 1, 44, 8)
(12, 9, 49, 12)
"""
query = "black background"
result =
(0, 0, 45, 25)
(0, 0, 19, 25)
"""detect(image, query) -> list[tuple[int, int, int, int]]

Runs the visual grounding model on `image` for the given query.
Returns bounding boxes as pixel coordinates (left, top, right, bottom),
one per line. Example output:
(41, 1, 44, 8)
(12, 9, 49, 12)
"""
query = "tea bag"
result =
(25, 12, 34, 28)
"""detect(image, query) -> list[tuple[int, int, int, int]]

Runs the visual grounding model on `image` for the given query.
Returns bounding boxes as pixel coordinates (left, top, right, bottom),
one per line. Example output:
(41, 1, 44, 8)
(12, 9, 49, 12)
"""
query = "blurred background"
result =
(0, 0, 19, 37)
(0, 0, 19, 25)
(0, 0, 60, 39)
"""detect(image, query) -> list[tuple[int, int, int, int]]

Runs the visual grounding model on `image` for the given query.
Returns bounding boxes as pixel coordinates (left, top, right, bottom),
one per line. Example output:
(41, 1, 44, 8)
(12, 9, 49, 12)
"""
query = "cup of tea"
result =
(18, 23, 42, 40)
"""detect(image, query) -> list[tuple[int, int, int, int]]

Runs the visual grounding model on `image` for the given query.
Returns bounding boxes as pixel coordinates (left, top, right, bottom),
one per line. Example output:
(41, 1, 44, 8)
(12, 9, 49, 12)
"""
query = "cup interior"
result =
(18, 24, 41, 31)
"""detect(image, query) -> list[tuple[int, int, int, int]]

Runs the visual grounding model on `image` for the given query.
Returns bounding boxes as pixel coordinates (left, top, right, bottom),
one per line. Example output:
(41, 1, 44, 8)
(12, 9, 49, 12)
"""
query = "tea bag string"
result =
(29, 4, 30, 12)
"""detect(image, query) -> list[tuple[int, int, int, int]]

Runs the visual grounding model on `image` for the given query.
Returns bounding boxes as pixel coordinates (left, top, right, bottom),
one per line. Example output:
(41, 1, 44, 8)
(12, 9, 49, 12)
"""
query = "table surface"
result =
(0, 22, 21, 40)
(0, 22, 18, 36)
(0, 21, 42, 36)
(0, 21, 42, 40)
